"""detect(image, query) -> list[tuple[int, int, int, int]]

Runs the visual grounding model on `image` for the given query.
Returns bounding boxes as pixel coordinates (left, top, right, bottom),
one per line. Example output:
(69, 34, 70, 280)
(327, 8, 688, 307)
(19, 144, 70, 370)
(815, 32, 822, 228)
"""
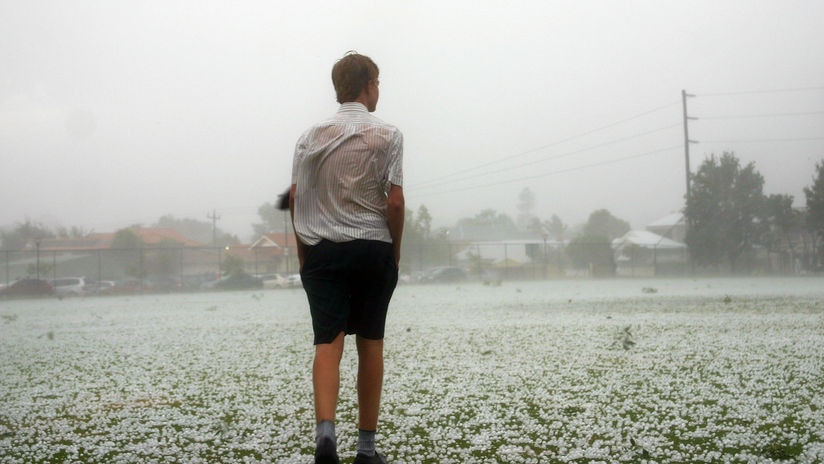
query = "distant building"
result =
(5, 227, 209, 284)
(249, 232, 300, 275)
(612, 228, 687, 277)
(26, 227, 204, 252)
(645, 212, 685, 243)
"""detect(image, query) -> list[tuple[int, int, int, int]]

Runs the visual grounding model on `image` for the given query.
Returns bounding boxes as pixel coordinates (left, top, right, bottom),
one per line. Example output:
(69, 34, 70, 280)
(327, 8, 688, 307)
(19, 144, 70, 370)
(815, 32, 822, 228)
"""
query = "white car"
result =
(84, 280, 115, 295)
(261, 274, 289, 289)
(52, 277, 87, 297)
(286, 274, 302, 288)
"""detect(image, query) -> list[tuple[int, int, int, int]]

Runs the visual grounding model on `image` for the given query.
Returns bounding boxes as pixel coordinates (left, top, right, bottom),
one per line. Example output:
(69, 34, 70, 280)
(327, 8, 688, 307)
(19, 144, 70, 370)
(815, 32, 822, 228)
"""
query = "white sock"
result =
(357, 429, 376, 456)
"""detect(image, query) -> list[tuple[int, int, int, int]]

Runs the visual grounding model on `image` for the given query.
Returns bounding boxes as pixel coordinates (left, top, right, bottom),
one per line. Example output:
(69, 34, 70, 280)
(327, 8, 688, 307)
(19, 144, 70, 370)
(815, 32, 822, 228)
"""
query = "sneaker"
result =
(314, 435, 339, 464)
(352, 451, 387, 464)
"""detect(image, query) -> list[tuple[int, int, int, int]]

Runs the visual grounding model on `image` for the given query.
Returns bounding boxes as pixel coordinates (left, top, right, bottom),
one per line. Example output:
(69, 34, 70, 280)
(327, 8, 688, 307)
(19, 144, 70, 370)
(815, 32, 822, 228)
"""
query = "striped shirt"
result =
(291, 102, 403, 246)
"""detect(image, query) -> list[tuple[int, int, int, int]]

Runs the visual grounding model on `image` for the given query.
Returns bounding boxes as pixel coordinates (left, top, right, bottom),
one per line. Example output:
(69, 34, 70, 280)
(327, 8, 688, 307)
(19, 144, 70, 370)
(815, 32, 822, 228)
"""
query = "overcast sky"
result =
(2, 0, 823, 240)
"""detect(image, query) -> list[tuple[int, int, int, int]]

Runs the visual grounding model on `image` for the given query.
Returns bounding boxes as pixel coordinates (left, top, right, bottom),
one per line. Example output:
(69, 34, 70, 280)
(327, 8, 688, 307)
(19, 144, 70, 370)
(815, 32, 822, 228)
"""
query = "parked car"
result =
(261, 273, 289, 289)
(0, 278, 53, 298)
(83, 280, 115, 295)
(285, 274, 302, 288)
(51, 277, 87, 297)
(421, 266, 467, 283)
(112, 278, 152, 294)
(148, 276, 185, 293)
(209, 272, 263, 291)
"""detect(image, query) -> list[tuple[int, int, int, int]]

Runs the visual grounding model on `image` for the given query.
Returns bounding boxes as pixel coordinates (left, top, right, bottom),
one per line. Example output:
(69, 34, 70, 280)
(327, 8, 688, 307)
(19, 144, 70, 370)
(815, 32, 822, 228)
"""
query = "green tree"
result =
(455, 209, 518, 241)
(402, 205, 445, 271)
(155, 215, 238, 246)
(111, 228, 144, 250)
(763, 194, 801, 272)
(546, 214, 567, 242)
(55, 225, 92, 238)
(147, 238, 182, 276)
(803, 160, 824, 268)
(252, 202, 291, 239)
(0, 220, 53, 250)
(414, 205, 432, 238)
(221, 254, 246, 276)
(583, 209, 630, 241)
(566, 234, 615, 276)
(684, 152, 766, 272)
(111, 228, 146, 278)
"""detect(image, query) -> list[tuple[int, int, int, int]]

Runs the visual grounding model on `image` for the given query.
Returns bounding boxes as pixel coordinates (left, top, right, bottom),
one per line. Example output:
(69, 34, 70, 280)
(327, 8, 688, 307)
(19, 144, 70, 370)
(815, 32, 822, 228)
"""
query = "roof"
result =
(613, 230, 685, 249)
(33, 227, 203, 251)
(454, 241, 536, 265)
(250, 233, 298, 249)
(646, 212, 684, 228)
(129, 227, 203, 247)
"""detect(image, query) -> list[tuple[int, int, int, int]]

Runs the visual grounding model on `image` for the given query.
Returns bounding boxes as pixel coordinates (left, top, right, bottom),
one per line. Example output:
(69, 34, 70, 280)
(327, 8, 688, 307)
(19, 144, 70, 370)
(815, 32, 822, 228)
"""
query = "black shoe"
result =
(352, 451, 386, 464)
(314, 435, 339, 464)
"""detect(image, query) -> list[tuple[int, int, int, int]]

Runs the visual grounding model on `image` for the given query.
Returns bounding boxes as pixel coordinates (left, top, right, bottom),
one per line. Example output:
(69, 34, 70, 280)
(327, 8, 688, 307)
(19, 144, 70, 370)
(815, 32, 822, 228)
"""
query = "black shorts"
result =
(300, 239, 398, 344)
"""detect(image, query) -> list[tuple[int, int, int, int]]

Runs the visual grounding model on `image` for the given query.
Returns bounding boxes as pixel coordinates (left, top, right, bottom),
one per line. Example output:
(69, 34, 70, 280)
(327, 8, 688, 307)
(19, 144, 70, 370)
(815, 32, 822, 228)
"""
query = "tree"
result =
(583, 209, 630, 241)
(684, 152, 766, 272)
(565, 210, 624, 277)
(414, 205, 432, 238)
(252, 202, 291, 239)
(401, 205, 448, 271)
(566, 234, 615, 276)
(455, 209, 519, 241)
(546, 214, 567, 242)
(155, 215, 238, 246)
(0, 220, 53, 250)
(803, 160, 824, 269)
(763, 194, 801, 272)
(111, 228, 146, 278)
(221, 254, 246, 276)
(111, 228, 144, 250)
(55, 225, 92, 238)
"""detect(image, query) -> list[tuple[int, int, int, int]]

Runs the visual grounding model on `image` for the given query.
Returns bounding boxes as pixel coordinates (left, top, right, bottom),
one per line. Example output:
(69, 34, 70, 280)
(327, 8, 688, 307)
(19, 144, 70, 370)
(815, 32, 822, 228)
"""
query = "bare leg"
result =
(356, 336, 384, 431)
(314, 332, 345, 423)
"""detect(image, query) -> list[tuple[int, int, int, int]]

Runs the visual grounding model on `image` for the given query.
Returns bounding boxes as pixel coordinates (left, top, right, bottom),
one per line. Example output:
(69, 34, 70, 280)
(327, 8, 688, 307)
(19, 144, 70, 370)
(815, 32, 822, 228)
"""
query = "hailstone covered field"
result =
(1, 278, 822, 463)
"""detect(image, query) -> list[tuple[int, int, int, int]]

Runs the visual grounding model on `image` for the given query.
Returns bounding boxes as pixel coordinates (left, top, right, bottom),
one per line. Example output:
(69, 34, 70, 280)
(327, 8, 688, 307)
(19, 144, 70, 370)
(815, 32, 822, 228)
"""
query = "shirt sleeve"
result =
(386, 129, 403, 187)
(291, 133, 306, 185)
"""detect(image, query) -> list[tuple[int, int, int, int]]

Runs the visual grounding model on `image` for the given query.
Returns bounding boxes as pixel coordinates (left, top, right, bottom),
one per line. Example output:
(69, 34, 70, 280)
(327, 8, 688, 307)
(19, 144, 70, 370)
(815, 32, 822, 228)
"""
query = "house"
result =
(453, 239, 566, 279)
(27, 227, 204, 252)
(249, 232, 300, 275)
(5, 227, 210, 284)
(645, 212, 686, 243)
(612, 229, 687, 277)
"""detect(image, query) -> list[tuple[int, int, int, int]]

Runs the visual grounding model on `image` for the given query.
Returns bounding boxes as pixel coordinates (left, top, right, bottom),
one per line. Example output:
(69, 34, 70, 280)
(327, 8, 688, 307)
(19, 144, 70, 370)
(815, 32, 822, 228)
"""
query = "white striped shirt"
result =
(291, 102, 403, 245)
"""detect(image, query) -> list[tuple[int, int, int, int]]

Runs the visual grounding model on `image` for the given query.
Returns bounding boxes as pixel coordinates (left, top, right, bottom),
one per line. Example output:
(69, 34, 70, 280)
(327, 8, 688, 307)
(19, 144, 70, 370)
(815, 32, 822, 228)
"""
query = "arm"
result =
(288, 184, 308, 270)
(386, 184, 405, 266)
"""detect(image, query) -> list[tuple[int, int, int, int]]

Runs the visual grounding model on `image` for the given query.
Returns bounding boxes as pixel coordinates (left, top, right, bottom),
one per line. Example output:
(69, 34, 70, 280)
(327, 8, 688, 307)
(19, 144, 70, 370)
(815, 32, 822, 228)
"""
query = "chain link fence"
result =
(5, 240, 803, 291)
(1, 246, 300, 290)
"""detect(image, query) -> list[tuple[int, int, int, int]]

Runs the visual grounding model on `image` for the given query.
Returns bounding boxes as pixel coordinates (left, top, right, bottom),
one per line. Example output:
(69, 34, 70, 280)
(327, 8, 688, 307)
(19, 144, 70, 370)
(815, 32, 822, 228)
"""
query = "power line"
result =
(698, 110, 824, 121)
(413, 145, 682, 198)
(207, 210, 220, 246)
(699, 136, 824, 144)
(409, 100, 681, 190)
(408, 122, 682, 194)
(696, 86, 824, 97)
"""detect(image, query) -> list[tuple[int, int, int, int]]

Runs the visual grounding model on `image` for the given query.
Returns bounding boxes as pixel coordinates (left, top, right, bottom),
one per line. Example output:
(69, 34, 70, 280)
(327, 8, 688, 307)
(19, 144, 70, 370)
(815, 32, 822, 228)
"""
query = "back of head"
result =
(331, 51, 379, 104)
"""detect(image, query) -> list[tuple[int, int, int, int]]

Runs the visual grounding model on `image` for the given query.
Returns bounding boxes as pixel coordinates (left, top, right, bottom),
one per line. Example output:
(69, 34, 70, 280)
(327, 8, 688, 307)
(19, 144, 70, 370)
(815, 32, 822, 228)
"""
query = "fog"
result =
(2, 1, 822, 240)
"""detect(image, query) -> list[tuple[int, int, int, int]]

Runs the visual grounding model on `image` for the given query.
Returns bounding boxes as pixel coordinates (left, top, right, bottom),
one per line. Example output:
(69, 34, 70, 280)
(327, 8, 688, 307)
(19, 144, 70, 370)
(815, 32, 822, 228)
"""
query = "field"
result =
(1, 277, 823, 463)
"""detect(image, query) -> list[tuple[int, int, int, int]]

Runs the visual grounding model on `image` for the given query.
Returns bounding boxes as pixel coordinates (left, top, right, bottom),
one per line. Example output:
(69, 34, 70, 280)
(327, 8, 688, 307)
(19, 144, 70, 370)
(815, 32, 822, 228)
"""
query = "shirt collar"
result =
(338, 102, 368, 113)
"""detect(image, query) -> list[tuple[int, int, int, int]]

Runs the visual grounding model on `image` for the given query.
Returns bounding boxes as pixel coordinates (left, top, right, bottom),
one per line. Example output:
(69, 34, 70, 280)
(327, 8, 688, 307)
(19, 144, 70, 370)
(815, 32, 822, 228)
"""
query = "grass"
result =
(0, 278, 823, 463)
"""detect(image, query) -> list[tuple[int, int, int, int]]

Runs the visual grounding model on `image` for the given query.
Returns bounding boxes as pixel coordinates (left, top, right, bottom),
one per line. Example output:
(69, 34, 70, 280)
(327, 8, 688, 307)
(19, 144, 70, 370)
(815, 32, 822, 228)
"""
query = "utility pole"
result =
(682, 90, 697, 276)
(207, 210, 220, 246)
(681, 90, 697, 199)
